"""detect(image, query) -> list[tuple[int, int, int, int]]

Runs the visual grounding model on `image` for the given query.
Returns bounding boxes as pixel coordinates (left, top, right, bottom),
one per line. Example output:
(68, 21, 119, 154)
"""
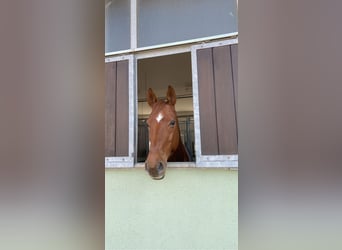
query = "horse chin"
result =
(145, 160, 167, 180)
(146, 167, 165, 180)
(151, 175, 165, 180)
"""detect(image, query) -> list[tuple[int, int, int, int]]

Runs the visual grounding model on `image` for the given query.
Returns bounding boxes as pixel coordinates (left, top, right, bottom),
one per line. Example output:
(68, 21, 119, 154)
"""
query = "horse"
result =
(145, 85, 190, 180)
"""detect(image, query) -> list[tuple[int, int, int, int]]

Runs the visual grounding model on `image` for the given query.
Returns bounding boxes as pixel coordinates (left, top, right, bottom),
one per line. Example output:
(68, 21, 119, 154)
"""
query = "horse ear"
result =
(147, 88, 157, 107)
(166, 85, 176, 105)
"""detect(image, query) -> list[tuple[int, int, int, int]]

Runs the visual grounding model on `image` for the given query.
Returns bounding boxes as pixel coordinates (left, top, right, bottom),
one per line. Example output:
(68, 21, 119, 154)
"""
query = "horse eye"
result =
(169, 120, 176, 127)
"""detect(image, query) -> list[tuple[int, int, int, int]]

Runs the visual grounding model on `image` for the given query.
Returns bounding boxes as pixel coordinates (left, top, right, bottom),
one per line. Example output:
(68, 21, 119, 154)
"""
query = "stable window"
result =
(105, 0, 130, 53)
(137, 0, 237, 48)
(137, 52, 195, 164)
(105, 0, 238, 56)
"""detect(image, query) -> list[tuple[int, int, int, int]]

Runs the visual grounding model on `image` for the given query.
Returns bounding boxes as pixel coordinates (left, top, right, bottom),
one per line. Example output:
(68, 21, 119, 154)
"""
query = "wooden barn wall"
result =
(105, 60, 129, 157)
(197, 44, 238, 155)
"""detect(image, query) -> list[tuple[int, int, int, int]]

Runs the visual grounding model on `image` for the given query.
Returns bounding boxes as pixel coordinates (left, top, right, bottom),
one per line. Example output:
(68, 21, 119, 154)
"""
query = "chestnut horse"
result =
(145, 85, 190, 180)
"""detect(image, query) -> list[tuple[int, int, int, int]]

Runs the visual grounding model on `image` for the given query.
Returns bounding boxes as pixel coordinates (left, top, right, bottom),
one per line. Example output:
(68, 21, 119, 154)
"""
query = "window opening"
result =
(137, 52, 195, 163)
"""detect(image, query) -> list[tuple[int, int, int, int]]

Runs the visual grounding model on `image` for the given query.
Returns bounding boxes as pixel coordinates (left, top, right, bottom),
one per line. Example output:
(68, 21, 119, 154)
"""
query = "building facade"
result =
(105, 1, 238, 249)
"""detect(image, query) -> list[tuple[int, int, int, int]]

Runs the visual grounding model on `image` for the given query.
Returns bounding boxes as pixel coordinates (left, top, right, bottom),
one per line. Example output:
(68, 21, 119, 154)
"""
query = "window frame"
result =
(105, 54, 135, 168)
(191, 38, 238, 168)
(134, 47, 196, 168)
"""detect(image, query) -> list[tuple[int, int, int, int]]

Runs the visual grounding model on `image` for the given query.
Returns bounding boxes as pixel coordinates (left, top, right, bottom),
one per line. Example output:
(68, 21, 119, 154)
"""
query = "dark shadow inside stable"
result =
(137, 52, 195, 162)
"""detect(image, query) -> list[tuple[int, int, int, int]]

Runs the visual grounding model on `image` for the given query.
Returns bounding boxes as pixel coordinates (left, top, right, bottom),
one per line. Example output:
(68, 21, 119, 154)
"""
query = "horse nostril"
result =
(157, 162, 164, 171)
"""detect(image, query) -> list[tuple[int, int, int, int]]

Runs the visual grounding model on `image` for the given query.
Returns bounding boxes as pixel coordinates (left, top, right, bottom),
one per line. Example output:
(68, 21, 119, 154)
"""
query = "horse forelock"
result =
(150, 100, 176, 119)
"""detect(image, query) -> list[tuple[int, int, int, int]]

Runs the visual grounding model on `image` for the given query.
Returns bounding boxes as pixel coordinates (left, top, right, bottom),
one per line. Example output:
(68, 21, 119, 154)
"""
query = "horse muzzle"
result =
(145, 161, 166, 180)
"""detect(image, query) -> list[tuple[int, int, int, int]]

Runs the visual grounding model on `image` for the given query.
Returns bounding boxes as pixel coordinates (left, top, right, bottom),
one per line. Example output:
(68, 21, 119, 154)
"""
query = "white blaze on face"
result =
(156, 112, 164, 123)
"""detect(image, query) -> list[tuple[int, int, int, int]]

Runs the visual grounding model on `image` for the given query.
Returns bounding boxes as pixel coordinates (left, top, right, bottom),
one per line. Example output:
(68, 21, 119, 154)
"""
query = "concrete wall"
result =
(105, 168, 238, 250)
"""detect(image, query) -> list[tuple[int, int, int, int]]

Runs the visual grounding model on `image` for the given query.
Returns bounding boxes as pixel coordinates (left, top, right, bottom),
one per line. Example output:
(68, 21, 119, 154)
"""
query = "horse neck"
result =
(168, 125, 190, 162)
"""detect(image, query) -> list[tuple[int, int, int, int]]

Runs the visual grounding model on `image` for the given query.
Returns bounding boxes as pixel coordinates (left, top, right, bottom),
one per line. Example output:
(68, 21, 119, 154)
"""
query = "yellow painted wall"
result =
(105, 168, 238, 250)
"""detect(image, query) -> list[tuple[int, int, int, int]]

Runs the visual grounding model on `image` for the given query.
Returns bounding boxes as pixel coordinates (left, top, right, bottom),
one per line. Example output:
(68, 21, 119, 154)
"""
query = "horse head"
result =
(145, 85, 189, 180)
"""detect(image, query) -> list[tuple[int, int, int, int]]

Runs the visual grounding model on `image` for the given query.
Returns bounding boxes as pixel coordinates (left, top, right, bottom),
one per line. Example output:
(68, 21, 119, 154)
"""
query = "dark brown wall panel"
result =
(197, 48, 219, 155)
(213, 45, 237, 154)
(196, 44, 238, 156)
(105, 60, 129, 157)
(115, 60, 129, 156)
(105, 62, 117, 157)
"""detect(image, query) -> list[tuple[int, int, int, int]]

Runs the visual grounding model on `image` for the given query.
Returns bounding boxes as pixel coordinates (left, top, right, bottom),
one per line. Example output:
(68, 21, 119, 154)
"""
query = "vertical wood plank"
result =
(115, 60, 129, 156)
(105, 62, 117, 156)
(230, 44, 238, 149)
(213, 45, 238, 154)
(231, 44, 238, 111)
(197, 48, 219, 155)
